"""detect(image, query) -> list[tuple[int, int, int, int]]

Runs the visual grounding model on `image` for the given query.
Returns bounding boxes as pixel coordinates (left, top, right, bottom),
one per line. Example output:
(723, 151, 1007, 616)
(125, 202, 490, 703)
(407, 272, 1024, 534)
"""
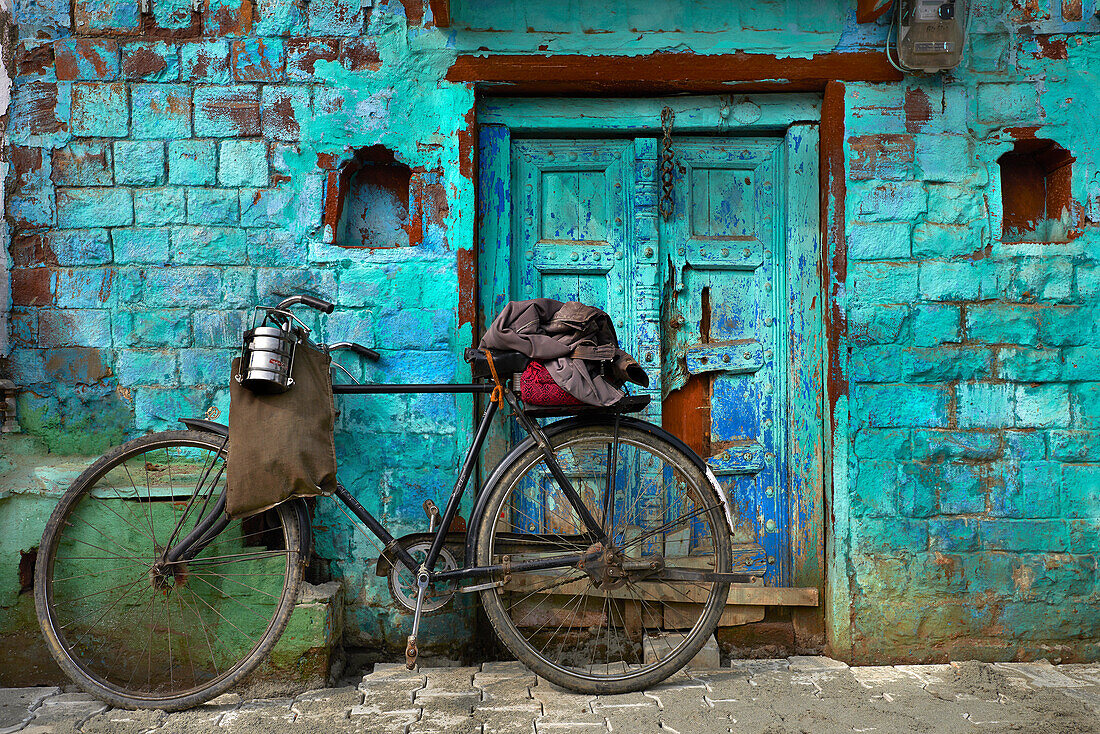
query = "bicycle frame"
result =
(167, 376, 740, 588)
(328, 380, 608, 583)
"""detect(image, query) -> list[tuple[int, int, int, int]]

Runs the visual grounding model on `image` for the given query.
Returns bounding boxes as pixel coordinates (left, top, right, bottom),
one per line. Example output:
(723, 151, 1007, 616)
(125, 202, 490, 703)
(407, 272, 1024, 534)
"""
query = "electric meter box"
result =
(897, 0, 967, 72)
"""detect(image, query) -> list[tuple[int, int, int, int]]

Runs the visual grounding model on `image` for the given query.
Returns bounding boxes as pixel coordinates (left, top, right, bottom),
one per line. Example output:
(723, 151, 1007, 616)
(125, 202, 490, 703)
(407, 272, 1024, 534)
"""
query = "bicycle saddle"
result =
(464, 348, 530, 379)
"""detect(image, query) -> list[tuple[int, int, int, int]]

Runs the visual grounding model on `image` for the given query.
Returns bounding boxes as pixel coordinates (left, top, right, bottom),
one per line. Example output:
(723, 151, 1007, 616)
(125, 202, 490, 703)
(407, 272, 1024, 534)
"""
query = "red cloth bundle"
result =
(519, 361, 583, 406)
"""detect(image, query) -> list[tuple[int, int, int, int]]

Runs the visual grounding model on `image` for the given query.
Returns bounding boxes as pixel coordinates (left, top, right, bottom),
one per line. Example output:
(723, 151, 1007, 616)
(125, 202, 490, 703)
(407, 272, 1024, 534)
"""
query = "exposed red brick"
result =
(458, 104, 475, 180)
(340, 38, 380, 71)
(17, 43, 54, 76)
(848, 134, 915, 180)
(231, 38, 282, 82)
(285, 37, 339, 79)
(322, 169, 344, 233)
(1034, 36, 1069, 60)
(11, 269, 54, 307)
(904, 87, 933, 133)
(399, 0, 423, 26)
(1007, 125, 1042, 140)
(142, 3, 198, 34)
(55, 39, 120, 81)
(822, 81, 849, 429)
(197, 87, 260, 135)
(10, 233, 57, 268)
(51, 144, 113, 186)
(10, 147, 45, 196)
(45, 348, 112, 384)
(262, 90, 300, 141)
(457, 247, 475, 330)
(1011, 0, 1049, 24)
(316, 151, 340, 170)
(123, 46, 169, 78)
(13, 82, 63, 135)
(406, 169, 424, 248)
(425, 181, 449, 222)
(180, 40, 231, 81)
(205, 0, 253, 36)
(427, 0, 449, 27)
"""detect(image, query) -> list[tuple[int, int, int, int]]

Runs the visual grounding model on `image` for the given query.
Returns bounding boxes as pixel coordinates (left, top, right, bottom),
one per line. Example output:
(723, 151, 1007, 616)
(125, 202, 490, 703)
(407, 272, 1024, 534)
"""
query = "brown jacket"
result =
(480, 299, 649, 406)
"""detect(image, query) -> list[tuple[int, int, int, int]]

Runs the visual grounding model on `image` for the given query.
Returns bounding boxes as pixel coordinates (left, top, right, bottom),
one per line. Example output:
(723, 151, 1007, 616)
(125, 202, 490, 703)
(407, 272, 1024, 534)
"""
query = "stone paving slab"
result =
(3, 658, 1100, 733)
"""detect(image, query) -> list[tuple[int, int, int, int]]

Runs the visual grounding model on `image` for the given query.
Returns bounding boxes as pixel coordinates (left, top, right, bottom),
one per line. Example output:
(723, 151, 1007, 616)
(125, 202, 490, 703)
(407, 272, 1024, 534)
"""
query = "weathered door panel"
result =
(661, 136, 789, 585)
(782, 125, 825, 592)
(511, 138, 631, 327)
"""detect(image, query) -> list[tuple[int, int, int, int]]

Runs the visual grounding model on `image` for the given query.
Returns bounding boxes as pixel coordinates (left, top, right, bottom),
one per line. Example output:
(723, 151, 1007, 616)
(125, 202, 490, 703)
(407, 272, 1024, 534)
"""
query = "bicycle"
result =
(34, 294, 756, 710)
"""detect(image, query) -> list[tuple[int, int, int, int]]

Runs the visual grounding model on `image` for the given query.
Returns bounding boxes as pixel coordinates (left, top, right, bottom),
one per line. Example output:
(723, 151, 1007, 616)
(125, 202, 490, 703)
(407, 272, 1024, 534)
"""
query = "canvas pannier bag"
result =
(227, 342, 338, 518)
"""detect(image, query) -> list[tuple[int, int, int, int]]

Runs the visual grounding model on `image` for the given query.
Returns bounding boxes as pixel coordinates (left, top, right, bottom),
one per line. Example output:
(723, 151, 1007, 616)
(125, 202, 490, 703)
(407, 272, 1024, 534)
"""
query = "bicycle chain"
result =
(659, 106, 675, 221)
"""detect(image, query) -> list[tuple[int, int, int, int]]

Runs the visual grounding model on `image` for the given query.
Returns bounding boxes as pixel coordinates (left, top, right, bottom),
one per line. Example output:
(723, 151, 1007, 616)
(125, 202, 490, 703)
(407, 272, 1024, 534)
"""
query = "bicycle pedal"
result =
(405, 634, 419, 670)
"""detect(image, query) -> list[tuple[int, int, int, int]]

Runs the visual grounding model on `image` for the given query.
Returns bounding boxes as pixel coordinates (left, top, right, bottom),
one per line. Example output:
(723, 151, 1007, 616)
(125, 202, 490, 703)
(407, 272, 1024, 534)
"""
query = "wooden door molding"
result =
(449, 52, 901, 95)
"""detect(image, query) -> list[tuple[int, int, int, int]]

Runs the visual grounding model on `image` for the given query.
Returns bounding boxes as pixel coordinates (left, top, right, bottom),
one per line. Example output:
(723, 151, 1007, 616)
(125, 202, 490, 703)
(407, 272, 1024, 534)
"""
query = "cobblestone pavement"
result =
(3, 657, 1100, 734)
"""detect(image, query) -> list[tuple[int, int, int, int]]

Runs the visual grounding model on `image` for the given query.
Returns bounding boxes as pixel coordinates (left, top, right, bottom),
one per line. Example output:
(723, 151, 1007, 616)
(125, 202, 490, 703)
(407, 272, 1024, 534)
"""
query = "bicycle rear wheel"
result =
(35, 430, 307, 710)
(476, 422, 732, 694)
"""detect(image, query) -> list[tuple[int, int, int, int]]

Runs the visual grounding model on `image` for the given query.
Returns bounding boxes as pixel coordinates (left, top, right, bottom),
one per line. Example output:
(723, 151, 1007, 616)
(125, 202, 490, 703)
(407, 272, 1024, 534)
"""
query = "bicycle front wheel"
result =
(476, 422, 732, 694)
(35, 430, 307, 710)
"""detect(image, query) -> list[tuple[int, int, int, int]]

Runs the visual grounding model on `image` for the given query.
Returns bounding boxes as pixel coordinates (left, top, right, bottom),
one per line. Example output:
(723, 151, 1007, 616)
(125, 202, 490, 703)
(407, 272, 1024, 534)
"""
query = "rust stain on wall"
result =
(456, 247, 476, 330)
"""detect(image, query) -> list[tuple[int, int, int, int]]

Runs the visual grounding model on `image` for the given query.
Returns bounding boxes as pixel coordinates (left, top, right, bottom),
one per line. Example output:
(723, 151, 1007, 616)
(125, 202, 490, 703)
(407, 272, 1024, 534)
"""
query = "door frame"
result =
(474, 95, 826, 608)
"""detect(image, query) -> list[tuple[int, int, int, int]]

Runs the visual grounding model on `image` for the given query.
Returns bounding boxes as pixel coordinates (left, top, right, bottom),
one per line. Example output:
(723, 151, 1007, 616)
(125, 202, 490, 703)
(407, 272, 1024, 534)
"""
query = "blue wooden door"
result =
(477, 99, 823, 598)
(660, 136, 787, 586)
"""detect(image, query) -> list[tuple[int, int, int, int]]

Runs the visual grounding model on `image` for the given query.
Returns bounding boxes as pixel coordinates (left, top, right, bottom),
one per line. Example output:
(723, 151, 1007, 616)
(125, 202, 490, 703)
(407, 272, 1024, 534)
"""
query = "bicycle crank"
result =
(388, 541, 458, 613)
(406, 571, 429, 670)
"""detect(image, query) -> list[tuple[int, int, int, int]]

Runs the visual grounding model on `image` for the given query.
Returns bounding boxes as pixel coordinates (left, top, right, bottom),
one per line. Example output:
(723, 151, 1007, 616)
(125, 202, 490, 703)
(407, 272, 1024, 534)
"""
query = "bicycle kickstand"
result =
(405, 570, 430, 669)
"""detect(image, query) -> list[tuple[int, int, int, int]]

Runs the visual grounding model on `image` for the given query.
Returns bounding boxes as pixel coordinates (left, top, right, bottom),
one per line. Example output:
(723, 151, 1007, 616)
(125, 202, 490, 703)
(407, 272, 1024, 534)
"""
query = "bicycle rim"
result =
(478, 424, 731, 691)
(35, 431, 304, 709)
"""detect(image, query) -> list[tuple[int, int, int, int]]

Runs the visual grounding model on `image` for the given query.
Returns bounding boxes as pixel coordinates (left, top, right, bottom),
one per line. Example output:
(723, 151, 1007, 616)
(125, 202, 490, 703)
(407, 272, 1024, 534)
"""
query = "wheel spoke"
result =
(480, 424, 732, 690)
(38, 433, 303, 708)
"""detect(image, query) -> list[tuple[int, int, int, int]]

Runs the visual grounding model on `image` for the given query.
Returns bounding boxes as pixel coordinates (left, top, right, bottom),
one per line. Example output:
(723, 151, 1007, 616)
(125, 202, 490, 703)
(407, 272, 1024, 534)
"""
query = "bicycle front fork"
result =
(163, 492, 232, 565)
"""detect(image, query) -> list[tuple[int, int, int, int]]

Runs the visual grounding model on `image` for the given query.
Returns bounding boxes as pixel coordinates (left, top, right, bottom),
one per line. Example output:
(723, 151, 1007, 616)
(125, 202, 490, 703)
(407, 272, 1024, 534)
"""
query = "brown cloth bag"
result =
(227, 343, 338, 518)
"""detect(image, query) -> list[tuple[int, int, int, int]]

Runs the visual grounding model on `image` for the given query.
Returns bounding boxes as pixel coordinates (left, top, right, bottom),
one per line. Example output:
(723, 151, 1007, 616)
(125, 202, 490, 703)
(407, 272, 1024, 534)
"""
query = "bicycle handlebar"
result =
(275, 294, 335, 314)
(330, 342, 381, 362)
(271, 295, 379, 361)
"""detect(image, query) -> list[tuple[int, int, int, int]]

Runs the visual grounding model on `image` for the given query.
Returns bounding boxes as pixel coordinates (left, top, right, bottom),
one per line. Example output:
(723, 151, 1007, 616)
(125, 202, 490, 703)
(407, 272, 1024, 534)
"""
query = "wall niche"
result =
(323, 145, 421, 248)
(998, 139, 1074, 243)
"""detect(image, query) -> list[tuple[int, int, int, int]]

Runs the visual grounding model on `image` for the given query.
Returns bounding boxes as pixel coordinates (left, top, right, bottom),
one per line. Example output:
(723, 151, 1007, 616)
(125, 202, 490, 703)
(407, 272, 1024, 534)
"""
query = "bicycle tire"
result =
(476, 422, 731, 694)
(35, 430, 307, 711)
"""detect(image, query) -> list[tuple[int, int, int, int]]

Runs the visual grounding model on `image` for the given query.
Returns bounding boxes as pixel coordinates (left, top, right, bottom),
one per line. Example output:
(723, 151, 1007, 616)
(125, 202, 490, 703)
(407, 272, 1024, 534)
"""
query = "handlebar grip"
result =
(299, 295, 335, 314)
(350, 343, 381, 361)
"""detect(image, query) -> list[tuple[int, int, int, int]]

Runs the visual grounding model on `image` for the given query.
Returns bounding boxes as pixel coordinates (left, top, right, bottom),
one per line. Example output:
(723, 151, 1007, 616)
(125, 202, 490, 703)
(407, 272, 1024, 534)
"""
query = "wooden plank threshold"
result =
(728, 584, 819, 607)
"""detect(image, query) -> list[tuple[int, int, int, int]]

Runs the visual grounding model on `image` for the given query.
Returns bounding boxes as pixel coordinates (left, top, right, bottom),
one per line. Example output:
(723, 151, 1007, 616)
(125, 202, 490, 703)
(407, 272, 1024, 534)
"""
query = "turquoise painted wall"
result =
(834, 13, 1100, 663)
(2, 0, 1100, 668)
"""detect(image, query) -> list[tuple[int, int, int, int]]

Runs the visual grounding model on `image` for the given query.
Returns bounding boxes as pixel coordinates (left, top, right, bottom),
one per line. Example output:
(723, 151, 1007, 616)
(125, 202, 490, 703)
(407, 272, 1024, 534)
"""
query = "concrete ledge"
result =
(240, 580, 344, 697)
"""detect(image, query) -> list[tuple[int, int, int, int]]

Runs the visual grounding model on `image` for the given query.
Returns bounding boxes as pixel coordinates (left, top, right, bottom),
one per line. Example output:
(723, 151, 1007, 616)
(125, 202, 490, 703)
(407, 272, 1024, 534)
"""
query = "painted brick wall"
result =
(834, 14, 1100, 661)
(1, 0, 12, 358)
(2, 0, 478, 654)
